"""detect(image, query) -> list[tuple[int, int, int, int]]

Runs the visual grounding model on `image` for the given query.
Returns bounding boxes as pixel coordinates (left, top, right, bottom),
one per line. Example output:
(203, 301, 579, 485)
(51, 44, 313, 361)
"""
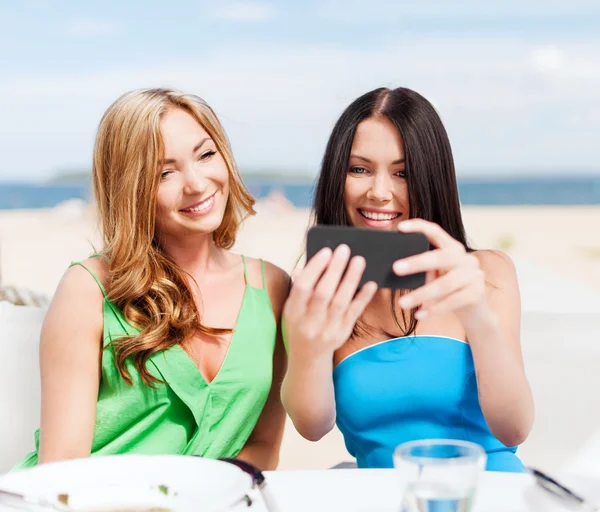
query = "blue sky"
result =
(1, 0, 599, 180)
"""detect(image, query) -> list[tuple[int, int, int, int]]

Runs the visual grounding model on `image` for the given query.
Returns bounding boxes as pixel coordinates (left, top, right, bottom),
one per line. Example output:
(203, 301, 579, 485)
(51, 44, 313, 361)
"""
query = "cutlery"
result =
(529, 467, 598, 511)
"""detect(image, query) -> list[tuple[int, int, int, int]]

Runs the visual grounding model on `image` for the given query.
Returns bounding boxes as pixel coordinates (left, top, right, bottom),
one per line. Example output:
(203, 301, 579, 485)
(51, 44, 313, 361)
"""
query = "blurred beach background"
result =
(1, 0, 599, 474)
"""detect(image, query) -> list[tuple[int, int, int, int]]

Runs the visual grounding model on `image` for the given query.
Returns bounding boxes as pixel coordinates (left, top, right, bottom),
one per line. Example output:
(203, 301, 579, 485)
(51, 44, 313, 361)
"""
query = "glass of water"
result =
(393, 439, 487, 512)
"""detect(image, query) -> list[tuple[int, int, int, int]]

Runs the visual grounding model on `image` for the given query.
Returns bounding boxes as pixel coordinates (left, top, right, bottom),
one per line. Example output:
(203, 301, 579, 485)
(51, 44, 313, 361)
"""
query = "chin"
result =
(177, 208, 226, 236)
(193, 214, 226, 234)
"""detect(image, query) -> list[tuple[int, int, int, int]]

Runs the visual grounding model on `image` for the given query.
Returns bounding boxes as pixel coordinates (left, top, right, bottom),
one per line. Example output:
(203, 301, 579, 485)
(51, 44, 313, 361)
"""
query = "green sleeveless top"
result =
(13, 255, 277, 470)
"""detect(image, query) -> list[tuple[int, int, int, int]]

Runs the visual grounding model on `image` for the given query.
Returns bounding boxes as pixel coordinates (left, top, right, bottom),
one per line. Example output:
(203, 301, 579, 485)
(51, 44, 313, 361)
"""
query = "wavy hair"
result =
(92, 88, 255, 385)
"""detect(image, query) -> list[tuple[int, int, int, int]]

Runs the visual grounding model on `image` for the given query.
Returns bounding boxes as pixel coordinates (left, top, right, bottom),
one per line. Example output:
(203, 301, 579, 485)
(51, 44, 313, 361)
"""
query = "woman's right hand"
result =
(282, 244, 378, 359)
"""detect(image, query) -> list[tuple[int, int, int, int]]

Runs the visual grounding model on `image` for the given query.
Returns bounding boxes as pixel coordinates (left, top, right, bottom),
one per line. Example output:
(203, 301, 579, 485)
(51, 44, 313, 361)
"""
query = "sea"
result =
(1, 176, 600, 210)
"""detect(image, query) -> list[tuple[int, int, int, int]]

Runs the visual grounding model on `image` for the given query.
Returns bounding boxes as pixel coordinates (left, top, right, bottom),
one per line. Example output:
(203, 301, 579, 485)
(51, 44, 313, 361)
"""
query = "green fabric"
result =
(13, 255, 276, 470)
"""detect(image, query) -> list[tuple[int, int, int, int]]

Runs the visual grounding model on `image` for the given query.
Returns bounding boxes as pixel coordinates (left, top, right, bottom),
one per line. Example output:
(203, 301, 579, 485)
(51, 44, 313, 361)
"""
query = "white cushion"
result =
(1, 303, 599, 477)
(566, 430, 600, 478)
(518, 311, 600, 475)
(0, 301, 47, 473)
(514, 258, 600, 315)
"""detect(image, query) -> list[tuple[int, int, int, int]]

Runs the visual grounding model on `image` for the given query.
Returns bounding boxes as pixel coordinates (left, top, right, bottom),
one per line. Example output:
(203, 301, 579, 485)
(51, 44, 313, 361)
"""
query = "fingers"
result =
(415, 282, 484, 319)
(328, 254, 368, 317)
(397, 251, 485, 320)
(393, 248, 465, 276)
(284, 244, 377, 356)
(394, 219, 468, 277)
(306, 244, 352, 314)
(342, 281, 378, 328)
(398, 265, 477, 311)
(287, 247, 333, 313)
(293, 247, 333, 284)
(398, 219, 464, 251)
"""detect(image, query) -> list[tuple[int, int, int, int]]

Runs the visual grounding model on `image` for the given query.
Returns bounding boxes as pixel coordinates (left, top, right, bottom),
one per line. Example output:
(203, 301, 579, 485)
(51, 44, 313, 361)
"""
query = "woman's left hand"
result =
(393, 219, 492, 327)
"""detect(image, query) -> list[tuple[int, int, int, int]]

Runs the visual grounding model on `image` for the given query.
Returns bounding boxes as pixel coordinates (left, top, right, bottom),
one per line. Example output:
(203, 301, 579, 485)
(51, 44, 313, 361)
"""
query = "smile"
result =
(180, 193, 216, 214)
(358, 209, 401, 221)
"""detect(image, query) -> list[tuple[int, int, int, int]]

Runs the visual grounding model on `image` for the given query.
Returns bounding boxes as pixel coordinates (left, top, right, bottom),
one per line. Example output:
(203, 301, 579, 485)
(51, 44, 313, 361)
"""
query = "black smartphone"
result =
(306, 225, 430, 290)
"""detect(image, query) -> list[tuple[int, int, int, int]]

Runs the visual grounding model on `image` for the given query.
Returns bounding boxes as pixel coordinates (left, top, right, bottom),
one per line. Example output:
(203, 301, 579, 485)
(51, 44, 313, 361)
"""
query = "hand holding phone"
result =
(284, 244, 378, 358)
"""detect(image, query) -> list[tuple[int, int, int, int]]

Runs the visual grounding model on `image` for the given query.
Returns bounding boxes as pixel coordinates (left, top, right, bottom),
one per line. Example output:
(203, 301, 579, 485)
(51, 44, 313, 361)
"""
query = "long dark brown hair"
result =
(313, 87, 471, 338)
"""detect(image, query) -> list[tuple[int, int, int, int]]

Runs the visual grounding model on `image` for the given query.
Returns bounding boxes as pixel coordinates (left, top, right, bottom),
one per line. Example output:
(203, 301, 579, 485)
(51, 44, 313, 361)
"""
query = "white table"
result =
(255, 469, 600, 512)
(0, 463, 597, 512)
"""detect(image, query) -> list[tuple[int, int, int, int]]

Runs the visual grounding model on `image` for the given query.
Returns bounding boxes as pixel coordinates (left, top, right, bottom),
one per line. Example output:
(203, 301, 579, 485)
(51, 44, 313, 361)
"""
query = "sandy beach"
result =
(1, 202, 599, 472)
(1, 203, 598, 299)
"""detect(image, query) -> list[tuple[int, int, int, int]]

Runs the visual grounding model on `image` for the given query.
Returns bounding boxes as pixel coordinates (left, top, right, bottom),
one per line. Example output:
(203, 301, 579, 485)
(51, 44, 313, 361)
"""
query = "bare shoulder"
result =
(41, 258, 105, 349)
(263, 260, 291, 285)
(265, 261, 292, 319)
(264, 260, 291, 300)
(48, 258, 107, 323)
(58, 258, 106, 297)
(473, 250, 519, 292)
(244, 256, 291, 315)
(241, 256, 290, 289)
(78, 256, 109, 282)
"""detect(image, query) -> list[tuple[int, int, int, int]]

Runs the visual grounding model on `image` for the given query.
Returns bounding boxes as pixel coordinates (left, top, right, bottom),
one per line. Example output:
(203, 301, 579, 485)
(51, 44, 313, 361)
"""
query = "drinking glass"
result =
(393, 439, 487, 512)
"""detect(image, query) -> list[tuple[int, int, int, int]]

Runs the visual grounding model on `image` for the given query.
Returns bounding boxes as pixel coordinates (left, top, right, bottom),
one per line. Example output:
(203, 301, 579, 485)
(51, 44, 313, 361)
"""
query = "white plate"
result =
(0, 455, 254, 512)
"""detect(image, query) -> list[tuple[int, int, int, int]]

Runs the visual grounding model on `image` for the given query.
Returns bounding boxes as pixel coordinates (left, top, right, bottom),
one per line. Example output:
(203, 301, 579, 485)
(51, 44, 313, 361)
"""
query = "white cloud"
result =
(529, 44, 600, 91)
(65, 20, 118, 38)
(212, 2, 275, 22)
(530, 45, 566, 73)
(1, 38, 599, 180)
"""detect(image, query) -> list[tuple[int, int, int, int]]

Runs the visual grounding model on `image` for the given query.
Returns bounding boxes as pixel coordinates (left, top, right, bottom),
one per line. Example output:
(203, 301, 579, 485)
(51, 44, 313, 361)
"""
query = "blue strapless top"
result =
(333, 335, 525, 473)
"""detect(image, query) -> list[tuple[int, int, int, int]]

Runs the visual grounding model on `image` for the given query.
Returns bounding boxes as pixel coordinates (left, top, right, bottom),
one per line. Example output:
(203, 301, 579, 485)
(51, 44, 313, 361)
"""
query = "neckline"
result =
(144, 281, 265, 425)
(334, 334, 469, 373)
(170, 283, 250, 386)
(109, 254, 268, 387)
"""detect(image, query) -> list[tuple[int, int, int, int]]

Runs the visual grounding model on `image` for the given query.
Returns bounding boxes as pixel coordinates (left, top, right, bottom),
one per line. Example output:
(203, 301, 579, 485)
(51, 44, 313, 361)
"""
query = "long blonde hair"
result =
(92, 88, 255, 385)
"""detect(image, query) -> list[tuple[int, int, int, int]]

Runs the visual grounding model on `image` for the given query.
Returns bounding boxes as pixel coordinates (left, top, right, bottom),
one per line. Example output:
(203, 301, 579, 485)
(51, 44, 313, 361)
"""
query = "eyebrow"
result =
(350, 154, 405, 165)
(161, 137, 211, 166)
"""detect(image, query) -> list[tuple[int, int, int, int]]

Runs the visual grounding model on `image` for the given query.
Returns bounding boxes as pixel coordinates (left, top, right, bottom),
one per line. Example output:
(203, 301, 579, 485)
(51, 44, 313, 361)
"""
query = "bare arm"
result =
(236, 262, 290, 470)
(38, 264, 104, 463)
(395, 220, 534, 448)
(281, 247, 377, 442)
(465, 251, 534, 447)
(281, 347, 336, 442)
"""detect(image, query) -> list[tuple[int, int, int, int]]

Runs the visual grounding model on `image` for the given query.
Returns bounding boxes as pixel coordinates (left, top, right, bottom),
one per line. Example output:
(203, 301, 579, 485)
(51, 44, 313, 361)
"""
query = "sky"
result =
(1, 0, 599, 181)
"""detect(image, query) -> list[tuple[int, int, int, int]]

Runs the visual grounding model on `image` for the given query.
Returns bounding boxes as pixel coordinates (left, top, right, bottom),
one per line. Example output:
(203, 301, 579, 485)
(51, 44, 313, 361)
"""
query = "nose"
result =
(366, 172, 393, 202)
(182, 167, 208, 196)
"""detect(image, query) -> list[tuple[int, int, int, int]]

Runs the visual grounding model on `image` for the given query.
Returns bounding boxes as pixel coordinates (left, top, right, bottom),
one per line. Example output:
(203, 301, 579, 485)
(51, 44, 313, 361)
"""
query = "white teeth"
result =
(361, 210, 399, 221)
(182, 196, 213, 213)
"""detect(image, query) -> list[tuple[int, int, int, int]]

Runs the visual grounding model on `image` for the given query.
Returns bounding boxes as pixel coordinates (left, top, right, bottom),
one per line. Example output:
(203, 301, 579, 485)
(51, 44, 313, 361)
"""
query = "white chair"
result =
(566, 430, 600, 478)
(1, 302, 599, 476)
(518, 311, 600, 476)
(0, 301, 46, 473)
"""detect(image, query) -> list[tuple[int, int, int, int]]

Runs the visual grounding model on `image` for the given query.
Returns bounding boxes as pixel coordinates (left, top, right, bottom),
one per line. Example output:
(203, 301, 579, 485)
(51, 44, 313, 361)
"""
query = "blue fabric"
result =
(333, 335, 525, 473)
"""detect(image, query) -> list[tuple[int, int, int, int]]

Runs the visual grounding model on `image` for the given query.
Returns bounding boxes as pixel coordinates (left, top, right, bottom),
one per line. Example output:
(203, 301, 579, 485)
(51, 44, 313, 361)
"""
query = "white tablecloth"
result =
(254, 469, 600, 512)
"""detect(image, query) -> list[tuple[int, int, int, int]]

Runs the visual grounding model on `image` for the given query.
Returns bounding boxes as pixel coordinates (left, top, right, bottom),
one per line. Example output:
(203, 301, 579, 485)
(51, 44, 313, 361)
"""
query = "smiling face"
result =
(155, 108, 230, 242)
(344, 116, 409, 230)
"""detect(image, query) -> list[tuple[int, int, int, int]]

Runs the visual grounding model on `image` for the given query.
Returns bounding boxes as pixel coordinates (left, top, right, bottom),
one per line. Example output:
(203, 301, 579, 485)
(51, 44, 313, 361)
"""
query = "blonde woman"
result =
(14, 89, 290, 471)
